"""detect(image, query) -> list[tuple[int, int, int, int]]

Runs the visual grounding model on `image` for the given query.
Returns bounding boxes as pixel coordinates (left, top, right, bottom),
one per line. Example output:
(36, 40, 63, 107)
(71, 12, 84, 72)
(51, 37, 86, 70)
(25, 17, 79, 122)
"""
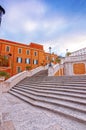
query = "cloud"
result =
(2, 0, 47, 33)
(23, 21, 38, 32)
(1, 0, 68, 41)
(1, 0, 86, 56)
(43, 32, 86, 56)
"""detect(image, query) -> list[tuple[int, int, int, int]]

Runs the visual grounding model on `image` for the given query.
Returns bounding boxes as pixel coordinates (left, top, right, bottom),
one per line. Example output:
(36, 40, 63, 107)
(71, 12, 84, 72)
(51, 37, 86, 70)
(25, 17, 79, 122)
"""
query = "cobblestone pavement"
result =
(0, 93, 86, 130)
(0, 93, 62, 130)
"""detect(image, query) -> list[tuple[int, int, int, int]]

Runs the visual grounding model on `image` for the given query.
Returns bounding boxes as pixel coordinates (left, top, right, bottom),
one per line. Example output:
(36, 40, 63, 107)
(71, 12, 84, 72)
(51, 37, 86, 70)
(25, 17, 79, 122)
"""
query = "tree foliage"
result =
(55, 57, 61, 63)
(66, 52, 71, 56)
(0, 55, 9, 67)
(0, 71, 10, 79)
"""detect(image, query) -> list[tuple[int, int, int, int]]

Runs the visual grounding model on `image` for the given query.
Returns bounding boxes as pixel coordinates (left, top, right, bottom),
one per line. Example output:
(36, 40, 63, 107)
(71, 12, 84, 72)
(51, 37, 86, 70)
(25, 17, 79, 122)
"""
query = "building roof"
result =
(0, 39, 28, 47)
(0, 39, 44, 51)
(29, 43, 43, 50)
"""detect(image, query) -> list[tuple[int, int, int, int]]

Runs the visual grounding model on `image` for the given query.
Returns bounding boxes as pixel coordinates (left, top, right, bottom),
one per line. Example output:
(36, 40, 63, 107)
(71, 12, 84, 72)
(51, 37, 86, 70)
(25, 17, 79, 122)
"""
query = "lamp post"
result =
(0, 5, 5, 25)
(49, 47, 52, 67)
(66, 49, 68, 57)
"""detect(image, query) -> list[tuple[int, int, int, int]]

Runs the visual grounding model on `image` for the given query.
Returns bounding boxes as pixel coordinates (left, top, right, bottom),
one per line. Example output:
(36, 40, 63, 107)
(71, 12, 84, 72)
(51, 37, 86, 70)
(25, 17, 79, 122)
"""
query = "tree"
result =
(26, 66, 31, 70)
(0, 71, 10, 79)
(0, 55, 9, 67)
(55, 57, 61, 63)
(66, 52, 71, 56)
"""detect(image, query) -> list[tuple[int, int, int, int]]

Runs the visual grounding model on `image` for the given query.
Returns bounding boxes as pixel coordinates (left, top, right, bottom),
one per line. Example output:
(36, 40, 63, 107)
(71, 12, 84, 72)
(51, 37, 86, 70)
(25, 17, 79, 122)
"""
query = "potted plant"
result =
(0, 71, 10, 80)
(26, 66, 31, 71)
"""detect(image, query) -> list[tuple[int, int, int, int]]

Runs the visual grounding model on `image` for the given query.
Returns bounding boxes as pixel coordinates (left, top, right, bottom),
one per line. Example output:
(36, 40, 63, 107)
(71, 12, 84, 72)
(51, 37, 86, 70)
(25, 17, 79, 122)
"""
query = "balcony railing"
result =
(64, 54, 86, 62)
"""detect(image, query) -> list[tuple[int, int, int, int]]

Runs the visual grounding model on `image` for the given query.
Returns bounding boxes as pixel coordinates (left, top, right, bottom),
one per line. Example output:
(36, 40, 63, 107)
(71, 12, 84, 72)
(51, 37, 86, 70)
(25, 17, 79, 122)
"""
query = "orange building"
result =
(0, 39, 58, 76)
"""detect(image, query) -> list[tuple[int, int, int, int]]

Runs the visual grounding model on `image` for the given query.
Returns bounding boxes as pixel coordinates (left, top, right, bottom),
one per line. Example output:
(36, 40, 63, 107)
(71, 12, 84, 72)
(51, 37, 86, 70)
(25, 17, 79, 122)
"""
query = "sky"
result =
(0, 0, 86, 56)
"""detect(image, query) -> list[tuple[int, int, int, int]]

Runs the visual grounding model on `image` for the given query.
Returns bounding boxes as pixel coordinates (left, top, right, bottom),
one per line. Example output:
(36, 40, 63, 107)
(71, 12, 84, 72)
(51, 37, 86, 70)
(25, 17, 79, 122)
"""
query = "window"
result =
(6, 46, 10, 52)
(52, 57, 54, 61)
(17, 67, 21, 73)
(17, 57, 22, 63)
(33, 60, 38, 64)
(34, 51, 37, 56)
(18, 48, 22, 54)
(46, 56, 49, 60)
(26, 50, 30, 55)
(25, 58, 30, 64)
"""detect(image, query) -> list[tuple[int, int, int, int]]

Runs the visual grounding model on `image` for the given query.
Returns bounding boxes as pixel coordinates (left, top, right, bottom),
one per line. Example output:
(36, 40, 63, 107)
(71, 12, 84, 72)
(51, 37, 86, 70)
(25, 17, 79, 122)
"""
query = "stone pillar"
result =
(64, 62, 73, 75)
(68, 62, 74, 75)
(48, 66, 54, 76)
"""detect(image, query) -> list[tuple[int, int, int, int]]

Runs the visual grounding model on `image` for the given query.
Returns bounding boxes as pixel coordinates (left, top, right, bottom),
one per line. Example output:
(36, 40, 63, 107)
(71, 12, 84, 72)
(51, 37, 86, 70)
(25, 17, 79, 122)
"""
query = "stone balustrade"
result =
(48, 63, 63, 76)
(64, 54, 86, 62)
(29, 66, 48, 76)
(2, 66, 48, 92)
(70, 47, 86, 56)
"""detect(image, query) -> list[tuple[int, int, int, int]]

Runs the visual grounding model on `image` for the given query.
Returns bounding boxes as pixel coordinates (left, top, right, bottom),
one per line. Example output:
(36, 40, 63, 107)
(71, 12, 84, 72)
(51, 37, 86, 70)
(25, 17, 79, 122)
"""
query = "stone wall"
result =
(54, 68, 64, 76)
(73, 63, 85, 74)
(63, 55, 86, 75)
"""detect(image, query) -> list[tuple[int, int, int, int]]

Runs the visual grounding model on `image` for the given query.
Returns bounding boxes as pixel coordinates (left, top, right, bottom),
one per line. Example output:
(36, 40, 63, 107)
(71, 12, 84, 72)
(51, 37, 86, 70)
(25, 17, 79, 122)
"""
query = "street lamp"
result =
(0, 5, 5, 25)
(66, 49, 68, 57)
(49, 47, 52, 67)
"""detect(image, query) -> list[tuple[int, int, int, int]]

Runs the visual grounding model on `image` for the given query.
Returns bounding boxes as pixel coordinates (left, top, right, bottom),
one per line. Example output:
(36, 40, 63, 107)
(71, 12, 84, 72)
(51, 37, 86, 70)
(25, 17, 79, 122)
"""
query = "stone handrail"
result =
(2, 66, 48, 92)
(48, 63, 63, 76)
(64, 54, 86, 62)
(29, 65, 48, 76)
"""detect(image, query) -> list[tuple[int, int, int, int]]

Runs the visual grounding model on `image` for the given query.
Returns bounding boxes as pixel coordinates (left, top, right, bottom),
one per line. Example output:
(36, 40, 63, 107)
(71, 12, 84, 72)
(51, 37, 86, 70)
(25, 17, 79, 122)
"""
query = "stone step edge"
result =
(17, 83, 86, 87)
(12, 87, 86, 105)
(15, 84, 86, 92)
(13, 86, 86, 95)
(19, 80, 86, 83)
(9, 91, 86, 124)
(13, 87, 86, 99)
(10, 89, 86, 113)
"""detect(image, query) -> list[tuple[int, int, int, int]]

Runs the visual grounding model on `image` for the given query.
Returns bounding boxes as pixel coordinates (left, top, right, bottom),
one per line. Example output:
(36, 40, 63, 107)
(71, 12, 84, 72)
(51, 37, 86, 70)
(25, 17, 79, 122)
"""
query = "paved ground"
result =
(0, 93, 86, 130)
(0, 93, 62, 130)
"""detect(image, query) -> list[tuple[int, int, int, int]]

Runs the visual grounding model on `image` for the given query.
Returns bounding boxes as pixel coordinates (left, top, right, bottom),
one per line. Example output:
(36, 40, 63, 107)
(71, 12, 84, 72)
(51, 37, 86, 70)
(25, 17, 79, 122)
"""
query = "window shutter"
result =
(29, 59, 30, 64)
(25, 58, 26, 63)
(36, 60, 38, 64)
(17, 57, 18, 62)
(21, 58, 22, 63)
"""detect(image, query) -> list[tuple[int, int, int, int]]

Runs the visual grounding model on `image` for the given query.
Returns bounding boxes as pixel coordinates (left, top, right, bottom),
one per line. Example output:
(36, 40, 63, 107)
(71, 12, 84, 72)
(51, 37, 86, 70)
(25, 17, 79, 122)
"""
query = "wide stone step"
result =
(43, 80, 86, 83)
(18, 76, 86, 81)
(18, 83, 86, 88)
(40, 78, 86, 81)
(41, 82, 86, 85)
(13, 76, 86, 83)
(16, 84, 86, 91)
(12, 87, 86, 105)
(15, 85, 86, 95)
(17, 79, 86, 86)
(39, 82, 86, 86)
(42, 81, 86, 84)
(45, 76, 86, 79)
(14, 86, 86, 99)
(10, 88, 86, 112)
(9, 90, 86, 124)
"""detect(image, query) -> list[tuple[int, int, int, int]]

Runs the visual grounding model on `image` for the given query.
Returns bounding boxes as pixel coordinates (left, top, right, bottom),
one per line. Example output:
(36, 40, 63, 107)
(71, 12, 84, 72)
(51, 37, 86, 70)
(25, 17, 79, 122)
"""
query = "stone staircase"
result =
(9, 70, 86, 124)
